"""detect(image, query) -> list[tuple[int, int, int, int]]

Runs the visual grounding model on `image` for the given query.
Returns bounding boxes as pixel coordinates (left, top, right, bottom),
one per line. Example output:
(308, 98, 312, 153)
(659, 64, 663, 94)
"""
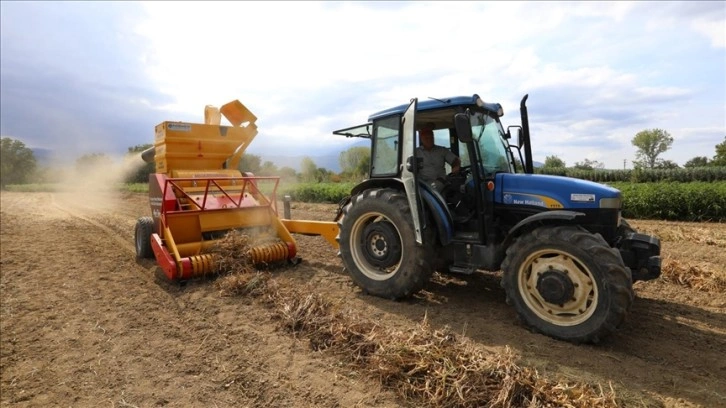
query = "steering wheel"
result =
(446, 165, 470, 182)
(438, 165, 470, 202)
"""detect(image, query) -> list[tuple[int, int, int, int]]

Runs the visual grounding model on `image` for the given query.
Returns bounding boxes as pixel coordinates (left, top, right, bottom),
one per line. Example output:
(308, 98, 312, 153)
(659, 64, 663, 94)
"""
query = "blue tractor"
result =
(332, 95, 661, 343)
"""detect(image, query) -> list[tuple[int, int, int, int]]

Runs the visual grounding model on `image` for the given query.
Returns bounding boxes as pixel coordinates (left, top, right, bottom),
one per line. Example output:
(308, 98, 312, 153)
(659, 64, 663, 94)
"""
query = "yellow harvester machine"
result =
(134, 100, 338, 280)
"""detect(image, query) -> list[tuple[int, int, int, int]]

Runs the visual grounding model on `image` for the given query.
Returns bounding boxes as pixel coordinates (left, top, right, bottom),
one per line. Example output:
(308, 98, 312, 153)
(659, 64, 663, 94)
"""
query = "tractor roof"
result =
(367, 94, 503, 122)
(332, 94, 504, 138)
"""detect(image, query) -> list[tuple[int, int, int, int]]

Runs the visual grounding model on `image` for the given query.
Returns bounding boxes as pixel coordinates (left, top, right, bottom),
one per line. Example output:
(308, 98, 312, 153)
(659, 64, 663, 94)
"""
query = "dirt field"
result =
(1, 190, 725, 407)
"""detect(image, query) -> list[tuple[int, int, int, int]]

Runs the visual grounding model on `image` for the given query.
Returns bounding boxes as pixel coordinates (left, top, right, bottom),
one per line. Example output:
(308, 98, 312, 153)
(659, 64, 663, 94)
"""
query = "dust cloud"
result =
(48, 151, 149, 213)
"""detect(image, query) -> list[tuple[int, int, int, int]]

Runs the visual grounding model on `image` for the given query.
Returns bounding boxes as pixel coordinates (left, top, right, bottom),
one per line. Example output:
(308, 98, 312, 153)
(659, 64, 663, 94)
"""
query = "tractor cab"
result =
(335, 95, 519, 248)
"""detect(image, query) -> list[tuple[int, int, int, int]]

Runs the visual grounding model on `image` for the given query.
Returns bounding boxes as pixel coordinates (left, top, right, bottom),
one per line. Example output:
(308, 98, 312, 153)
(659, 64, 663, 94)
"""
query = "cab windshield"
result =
(470, 111, 513, 175)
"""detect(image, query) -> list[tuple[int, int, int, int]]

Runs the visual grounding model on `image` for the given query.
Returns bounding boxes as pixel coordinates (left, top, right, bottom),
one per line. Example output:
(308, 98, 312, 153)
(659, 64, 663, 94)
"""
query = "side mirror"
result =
(454, 113, 472, 143)
(507, 125, 522, 144)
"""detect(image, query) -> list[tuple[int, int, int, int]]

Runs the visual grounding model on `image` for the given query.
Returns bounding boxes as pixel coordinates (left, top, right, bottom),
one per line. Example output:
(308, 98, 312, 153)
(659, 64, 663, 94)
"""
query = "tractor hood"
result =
(494, 173, 621, 210)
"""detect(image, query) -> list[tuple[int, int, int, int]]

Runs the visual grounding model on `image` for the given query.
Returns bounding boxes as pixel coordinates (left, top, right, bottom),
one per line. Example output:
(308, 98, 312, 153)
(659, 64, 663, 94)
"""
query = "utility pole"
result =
(623, 159, 627, 170)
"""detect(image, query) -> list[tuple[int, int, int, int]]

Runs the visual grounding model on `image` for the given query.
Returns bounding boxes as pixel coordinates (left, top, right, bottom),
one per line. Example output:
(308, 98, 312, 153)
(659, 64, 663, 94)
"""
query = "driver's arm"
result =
(450, 157, 461, 174)
(443, 149, 460, 174)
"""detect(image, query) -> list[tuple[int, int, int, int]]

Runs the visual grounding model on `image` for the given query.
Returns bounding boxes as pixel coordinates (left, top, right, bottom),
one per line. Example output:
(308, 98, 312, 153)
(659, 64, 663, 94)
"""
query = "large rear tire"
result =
(501, 225, 634, 343)
(135, 217, 155, 259)
(337, 188, 434, 300)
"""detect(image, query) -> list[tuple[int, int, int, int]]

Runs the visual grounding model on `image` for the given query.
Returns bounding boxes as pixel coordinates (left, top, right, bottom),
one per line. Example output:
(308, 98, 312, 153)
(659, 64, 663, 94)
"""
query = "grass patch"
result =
(3, 183, 62, 192)
(2, 183, 149, 193)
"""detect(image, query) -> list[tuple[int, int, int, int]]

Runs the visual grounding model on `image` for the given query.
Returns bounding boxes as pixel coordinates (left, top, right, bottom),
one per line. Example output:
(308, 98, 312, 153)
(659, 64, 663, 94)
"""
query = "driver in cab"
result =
(416, 123, 461, 190)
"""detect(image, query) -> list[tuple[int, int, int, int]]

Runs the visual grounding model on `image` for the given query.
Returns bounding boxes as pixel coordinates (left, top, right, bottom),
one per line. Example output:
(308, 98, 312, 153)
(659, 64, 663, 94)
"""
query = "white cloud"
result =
(1, 1, 723, 171)
(691, 18, 726, 48)
(127, 1, 726, 169)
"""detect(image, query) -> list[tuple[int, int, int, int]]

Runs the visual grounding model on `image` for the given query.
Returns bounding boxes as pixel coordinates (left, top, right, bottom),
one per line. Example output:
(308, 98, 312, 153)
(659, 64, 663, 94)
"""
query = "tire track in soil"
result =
(49, 193, 136, 254)
(1, 192, 401, 408)
(3, 192, 725, 407)
(286, 205, 726, 408)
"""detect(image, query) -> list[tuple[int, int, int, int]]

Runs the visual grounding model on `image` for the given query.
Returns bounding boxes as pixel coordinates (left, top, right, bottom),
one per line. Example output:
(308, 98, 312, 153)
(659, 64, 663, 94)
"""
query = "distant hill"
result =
(260, 157, 544, 173)
(258, 139, 369, 173)
(259, 150, 544, 173)
(262, 154, 342, 173)
(28, 146, 542, 174)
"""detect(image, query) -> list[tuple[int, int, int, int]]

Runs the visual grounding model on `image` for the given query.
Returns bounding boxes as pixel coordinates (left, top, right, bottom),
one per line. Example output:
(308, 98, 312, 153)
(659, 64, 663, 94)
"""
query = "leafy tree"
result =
(278, 166, 297, 180)
(339, 146, 370, 179)
(512, 156, 524, 172)
(542, 155, 566, 169)
(354, 155, 371, 179)
(128, 143, 153, 154)
(654, 159, 680, 169)
(713, 136, 726, 166)
(126, 143, 155, 183)
(75, 153, 110, 173)
(315, 167, 331, 182)
(258, 160, 279, 176)
(300, 156, 318, 182)
(238, 153, 262, 174)
(684, 156, 709, 168)
(631, 128, 673, 169)
(573, 158, 604, 171)
(0, 137, 37, 188)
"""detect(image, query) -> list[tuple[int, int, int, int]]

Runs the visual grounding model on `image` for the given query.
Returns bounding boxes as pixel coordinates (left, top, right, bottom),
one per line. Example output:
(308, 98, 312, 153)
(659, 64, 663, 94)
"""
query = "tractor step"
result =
(448, 265, 476, 275)
(452, 231, 480, 241)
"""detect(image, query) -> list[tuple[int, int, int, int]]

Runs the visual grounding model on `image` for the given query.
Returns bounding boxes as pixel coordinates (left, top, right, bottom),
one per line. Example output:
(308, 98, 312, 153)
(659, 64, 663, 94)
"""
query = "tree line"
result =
(0, 139, 372, 188)
(2, 131, 724, 188)
(541, 130, 725, 171)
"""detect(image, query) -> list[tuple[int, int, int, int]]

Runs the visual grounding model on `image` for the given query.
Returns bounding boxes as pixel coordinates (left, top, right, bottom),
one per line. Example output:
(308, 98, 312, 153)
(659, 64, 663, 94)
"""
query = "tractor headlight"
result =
(599, 197, 621, 209)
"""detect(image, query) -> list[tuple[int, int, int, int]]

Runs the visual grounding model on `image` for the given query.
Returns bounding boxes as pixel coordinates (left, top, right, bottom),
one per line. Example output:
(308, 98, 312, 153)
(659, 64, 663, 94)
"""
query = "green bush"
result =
(280, 182, 354, 203)
(537, 167, 726, 183)
(608, 181, 726, 221)
(8, 179, 723, 222)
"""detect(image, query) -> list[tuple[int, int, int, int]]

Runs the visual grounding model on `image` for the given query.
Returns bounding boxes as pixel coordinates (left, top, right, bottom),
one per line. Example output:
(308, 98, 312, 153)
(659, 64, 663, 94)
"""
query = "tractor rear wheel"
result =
(501, 225, 634, 343)
(135, 217, 155, 259)
(337, 188, 434, 300)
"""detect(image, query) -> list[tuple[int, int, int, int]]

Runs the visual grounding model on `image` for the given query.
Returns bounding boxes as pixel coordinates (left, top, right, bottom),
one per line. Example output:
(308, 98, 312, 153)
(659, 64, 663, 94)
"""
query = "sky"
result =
(1, 1, 724, 170)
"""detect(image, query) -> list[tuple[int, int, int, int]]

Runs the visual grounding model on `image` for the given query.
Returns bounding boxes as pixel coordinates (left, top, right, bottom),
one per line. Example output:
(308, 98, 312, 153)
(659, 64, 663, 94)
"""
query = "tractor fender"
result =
(418, 183, 454, 246)
(339, 179, 404, 222)
(350, 178, 404, 196)
(347, 178, 452, 246)
(501, 210, 586, 249)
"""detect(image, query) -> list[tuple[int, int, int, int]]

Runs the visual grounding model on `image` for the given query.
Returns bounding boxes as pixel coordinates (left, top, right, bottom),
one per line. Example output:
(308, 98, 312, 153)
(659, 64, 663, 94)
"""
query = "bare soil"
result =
(1, 191, 725, 407)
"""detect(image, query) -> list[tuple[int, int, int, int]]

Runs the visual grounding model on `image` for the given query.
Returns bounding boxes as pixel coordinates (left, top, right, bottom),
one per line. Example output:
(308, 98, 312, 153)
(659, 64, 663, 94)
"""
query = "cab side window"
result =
(371, 116, 400, 177)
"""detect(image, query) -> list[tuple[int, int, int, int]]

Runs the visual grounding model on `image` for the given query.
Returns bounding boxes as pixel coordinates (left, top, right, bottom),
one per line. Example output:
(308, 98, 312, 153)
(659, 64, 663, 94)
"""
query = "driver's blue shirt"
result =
(415, 145, 458, 183)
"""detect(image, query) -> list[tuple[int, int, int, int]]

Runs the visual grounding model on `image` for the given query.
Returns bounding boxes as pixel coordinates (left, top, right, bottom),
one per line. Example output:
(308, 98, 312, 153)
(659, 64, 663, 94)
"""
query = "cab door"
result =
(400, 98, 424, 244)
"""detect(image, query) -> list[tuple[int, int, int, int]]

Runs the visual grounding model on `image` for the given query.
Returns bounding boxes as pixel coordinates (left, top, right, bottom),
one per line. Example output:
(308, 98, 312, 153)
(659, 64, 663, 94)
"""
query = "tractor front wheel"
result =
(337, 188, 434, 300)
(135, 217, 155, 259)
(501, 225, 634, 343)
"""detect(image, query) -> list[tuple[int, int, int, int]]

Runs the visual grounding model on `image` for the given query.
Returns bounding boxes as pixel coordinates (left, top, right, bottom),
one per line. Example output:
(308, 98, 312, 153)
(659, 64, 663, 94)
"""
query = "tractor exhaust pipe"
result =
(519, 94, 534, 174)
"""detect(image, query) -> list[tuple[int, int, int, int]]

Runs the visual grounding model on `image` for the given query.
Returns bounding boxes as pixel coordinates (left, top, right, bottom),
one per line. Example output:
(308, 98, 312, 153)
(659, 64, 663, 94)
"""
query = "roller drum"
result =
(249, 242, 289, 264)
(189, 253, 217, 276)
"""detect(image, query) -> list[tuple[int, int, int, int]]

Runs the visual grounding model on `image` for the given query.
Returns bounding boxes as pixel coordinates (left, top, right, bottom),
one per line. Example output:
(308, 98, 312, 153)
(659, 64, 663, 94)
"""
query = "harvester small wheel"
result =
(135, 217, 155, 259)
(501, 225, 634, 344)
(337, 188, 435, 300)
